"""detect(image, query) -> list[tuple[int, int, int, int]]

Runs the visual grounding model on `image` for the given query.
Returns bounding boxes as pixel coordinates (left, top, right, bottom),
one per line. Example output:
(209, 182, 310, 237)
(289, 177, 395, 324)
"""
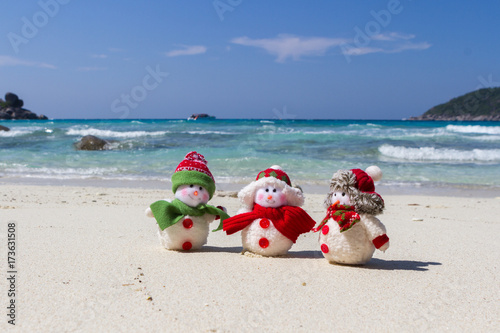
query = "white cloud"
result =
(342, 46, 384, 56)
(108, 47, 125, 53)
(90, 54, 108, 59)
(0, 55, 56, 69)
(341, 33, 431, 57)
(371, 32, 415, 41)
(166, 45, 207, 57)
(231, 34, 347, 62)
(231, 32, 431, 62)
(389, 42, 432, 53)
(77, 66, 108, 72)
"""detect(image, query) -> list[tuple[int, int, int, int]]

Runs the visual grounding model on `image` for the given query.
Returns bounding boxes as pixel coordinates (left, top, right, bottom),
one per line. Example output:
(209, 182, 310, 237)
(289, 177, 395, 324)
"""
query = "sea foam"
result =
(66, 128, 167, 138)
(378, 144, 500, 162)
(446, 125, 500, 135)
(0, 127, 41, 137)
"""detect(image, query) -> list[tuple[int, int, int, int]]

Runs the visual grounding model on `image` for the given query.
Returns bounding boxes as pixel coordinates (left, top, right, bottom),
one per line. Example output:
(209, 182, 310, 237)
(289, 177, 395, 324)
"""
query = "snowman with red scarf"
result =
(315, 166, 389, 265)
(223, 166, 316, 256)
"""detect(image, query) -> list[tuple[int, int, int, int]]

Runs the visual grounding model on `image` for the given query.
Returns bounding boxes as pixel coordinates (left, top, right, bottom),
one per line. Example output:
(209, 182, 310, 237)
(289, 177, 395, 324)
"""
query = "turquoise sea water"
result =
(1, 119, 499, 194)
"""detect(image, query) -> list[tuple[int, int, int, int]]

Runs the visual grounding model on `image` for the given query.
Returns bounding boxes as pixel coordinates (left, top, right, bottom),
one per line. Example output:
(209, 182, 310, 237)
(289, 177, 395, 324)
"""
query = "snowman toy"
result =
(222, 166, 316, 256)
(315, 166, 389, 265)
(145, 151, 229, 251)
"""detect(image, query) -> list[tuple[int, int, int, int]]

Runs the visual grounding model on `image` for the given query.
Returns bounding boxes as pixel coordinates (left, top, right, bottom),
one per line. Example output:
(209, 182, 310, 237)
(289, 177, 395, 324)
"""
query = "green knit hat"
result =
(171, 152, 216, 199)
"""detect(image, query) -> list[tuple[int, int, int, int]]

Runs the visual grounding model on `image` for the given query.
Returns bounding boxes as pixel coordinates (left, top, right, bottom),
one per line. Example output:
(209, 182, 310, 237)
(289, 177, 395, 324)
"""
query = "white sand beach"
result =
(1, 184, 499, 332)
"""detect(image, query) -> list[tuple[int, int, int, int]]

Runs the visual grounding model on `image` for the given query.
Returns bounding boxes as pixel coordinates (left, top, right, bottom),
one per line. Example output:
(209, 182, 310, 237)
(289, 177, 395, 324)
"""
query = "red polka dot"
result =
(182, 241, 192, 251)
(322, 225, 329, 235)
(259, 237, 269, 248)
(183, 218, 193, 229)
(321, 244, 329, 254)
(259, 218, 270, 229)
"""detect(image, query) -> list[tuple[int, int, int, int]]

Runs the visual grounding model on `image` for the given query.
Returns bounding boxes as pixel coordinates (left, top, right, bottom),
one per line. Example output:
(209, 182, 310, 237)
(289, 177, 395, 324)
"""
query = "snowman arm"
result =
(145, 198, 172, 218)
(145, 207, 154, 217)
(213, 206, 227, 220)
(204, 213, 217, 223)
(360, 214, 389, 251)
(236, 207, 252, 215)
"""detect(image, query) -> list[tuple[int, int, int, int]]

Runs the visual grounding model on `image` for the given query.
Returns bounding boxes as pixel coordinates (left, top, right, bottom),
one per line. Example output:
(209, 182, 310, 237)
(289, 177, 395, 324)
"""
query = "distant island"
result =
(410, 87, 500, 121)
(0, 92, 48, 120)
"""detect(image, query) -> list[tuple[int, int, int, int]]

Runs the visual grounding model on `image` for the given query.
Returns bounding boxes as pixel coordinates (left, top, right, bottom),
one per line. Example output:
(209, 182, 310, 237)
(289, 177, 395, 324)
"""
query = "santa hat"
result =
(351, 165, 382, 196)
(171, 151, 216, 199)
(325, 165, 384, 215)
(256, 165, 292, 186)
(238, 165, 304, 208)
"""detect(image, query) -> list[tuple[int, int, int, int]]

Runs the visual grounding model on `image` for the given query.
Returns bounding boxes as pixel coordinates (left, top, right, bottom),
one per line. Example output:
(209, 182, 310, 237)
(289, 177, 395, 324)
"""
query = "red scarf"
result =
(222, 204, 316, 243)
(313, 202, 360, 233)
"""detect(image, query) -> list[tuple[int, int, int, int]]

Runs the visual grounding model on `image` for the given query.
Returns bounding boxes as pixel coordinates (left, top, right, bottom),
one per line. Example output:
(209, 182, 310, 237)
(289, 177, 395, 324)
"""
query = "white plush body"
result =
(157, 211, 215, 251)
(318, 214, 388, 265)
(146, 184, 217, 251)
(236, 207, 294, 256)
(234, 171, 306, 257)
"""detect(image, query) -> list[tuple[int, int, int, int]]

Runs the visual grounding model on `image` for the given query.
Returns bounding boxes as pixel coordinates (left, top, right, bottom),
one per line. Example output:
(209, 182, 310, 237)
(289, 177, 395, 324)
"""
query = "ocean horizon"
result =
(1, 118, 500, 196)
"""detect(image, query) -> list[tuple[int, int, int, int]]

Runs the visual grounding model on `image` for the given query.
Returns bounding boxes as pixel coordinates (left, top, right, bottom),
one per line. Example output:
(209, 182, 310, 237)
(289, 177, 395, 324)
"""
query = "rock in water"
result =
(75, 135, 110, 150)
(0, 125, 9, 131)
(4, 92, 19, 106)
(0, 92, 48, 120)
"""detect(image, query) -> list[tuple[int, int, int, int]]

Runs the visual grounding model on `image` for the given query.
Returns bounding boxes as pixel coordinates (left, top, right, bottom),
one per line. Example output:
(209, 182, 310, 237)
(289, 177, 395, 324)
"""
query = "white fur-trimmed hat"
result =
(238, 165, 305, 209)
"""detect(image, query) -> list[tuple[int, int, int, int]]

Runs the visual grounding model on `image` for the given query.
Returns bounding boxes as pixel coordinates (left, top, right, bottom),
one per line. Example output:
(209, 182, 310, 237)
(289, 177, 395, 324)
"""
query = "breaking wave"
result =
(0, 127, 42, 137)
(378, 144, 500, 162)
(66, 127, 167, 138)
(446, 125, 500, 135)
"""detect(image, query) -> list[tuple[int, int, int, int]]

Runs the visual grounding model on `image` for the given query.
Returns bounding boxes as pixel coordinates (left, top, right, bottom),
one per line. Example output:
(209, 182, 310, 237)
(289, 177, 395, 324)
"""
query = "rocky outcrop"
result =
(75, 135, 111, 151)
(410, 87, 500, 121)
(0, 125, 10, 131)
(410, 114, 500, 121)
(0, 92, 48, 120)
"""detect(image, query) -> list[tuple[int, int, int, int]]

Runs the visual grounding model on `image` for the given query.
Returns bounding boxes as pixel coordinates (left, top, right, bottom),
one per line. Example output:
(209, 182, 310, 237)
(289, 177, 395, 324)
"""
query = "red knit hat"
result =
(351, 167, 382, 198)
(256, 166, 291, 186)
(351, 169, 375, 193)
(175, 151, 214, 180)
(171, 151, 216, 198)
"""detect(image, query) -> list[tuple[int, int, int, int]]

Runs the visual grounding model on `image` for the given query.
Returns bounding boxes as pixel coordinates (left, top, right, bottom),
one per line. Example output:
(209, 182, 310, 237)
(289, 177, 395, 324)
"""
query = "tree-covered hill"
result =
(410, 87, 500, 121)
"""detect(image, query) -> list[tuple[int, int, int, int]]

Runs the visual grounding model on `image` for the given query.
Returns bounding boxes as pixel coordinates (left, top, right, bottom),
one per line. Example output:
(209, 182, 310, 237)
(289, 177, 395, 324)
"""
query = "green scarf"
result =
(150, 199, 229, 232)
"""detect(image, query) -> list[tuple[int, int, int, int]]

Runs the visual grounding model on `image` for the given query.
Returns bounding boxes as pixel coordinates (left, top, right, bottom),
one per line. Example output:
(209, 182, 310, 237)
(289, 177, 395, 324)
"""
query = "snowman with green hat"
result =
(145, 151, 229, 251)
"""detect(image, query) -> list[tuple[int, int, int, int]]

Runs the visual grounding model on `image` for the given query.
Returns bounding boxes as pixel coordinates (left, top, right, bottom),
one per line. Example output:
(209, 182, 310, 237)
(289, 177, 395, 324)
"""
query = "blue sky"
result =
(1, 0, 499, 119)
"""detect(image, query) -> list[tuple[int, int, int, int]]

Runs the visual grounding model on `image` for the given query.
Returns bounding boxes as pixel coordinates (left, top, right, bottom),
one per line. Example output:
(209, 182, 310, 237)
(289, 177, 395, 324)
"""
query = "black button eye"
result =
(189, 184, 194, 188)
(273, 189, 277, 192)
(199, 187, 203, 191)
(333, 193, 337, 196)
(265, 189, 269, 192)
(342, 192, 346, 196)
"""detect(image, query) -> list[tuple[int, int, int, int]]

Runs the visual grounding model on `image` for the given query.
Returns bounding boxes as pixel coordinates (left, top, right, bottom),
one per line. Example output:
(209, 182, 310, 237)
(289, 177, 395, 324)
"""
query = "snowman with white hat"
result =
(145, 151, 229, 251)
(223, 165, 316, 256)
(315, 166, 389, 265)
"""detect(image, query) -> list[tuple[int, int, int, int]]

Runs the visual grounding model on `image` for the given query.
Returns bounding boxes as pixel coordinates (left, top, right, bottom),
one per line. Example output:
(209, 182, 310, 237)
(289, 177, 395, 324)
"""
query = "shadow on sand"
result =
(197, 247, 442, 272)
(202, 246, 243, 254)
(360, 258, 442, 271)
(201, 247, 324, 258)
(273, 252, 442, 272)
